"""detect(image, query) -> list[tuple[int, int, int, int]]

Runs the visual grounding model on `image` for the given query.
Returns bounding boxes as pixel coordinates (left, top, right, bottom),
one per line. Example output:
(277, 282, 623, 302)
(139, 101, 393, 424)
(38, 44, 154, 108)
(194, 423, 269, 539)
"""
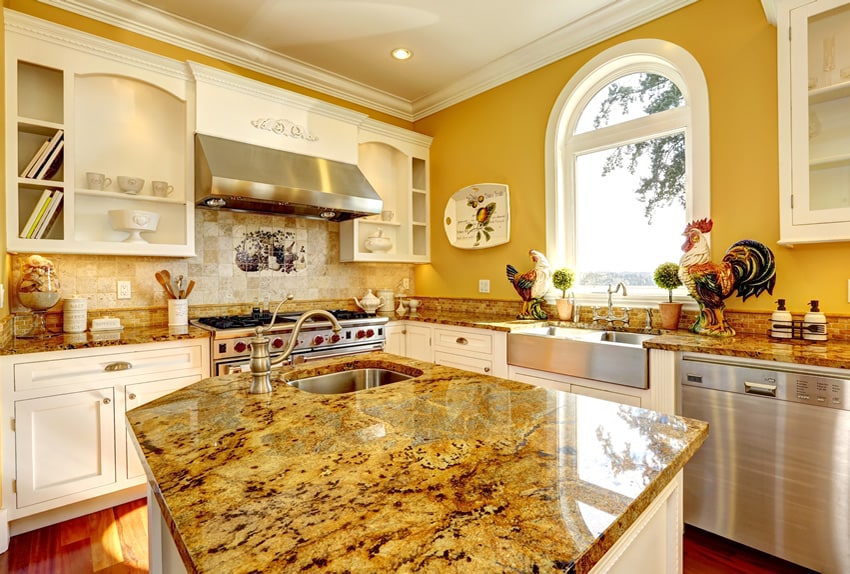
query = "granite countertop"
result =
(128, 352, 708, 574)
(0, 324, 210, 356)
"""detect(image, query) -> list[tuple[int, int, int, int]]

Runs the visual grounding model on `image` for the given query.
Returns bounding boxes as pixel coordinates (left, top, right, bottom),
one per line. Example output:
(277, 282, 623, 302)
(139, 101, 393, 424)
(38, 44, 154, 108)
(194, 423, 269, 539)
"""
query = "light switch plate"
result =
(479, 279, 490, 293)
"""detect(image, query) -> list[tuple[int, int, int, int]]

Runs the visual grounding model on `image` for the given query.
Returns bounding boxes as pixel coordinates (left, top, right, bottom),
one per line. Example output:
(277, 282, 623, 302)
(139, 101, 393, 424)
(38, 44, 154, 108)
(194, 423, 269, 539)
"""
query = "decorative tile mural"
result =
(8, 210, 415, 313)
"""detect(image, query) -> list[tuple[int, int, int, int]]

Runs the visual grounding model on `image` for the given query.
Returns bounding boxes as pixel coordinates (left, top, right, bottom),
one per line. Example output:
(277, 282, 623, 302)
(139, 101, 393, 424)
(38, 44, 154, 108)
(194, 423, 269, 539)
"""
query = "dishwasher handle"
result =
(744, 380, 777, 397)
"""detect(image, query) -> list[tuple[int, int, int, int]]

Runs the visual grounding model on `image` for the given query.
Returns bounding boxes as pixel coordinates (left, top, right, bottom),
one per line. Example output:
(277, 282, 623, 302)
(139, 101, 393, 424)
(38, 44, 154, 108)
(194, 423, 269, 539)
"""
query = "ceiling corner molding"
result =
(411, 0, 700, 119)
(35, 0, 699, 123)
(35, 0, 417, 121)
(761, 0, 777, 25)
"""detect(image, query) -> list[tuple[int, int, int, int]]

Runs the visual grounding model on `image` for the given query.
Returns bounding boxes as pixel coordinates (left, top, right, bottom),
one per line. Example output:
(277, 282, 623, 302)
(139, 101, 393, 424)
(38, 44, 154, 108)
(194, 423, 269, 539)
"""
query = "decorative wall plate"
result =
(443, 183, 510, 249)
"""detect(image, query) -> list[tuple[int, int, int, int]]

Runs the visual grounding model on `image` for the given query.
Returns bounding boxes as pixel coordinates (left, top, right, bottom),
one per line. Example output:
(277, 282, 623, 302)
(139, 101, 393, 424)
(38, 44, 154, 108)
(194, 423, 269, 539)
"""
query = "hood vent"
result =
(195, 134, 382, 222)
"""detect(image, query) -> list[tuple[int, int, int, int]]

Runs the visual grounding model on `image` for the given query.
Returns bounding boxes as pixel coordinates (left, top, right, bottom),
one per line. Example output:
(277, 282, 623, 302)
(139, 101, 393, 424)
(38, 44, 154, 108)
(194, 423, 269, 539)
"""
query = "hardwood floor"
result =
(0, 500, 820, 573)
(0, 499, 148, 574)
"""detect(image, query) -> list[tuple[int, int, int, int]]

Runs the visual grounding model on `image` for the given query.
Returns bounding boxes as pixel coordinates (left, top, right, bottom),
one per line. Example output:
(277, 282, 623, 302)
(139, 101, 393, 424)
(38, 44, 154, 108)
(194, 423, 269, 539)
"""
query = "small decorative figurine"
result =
(679, 218, 776, 337)
(506, 250, 553, 320)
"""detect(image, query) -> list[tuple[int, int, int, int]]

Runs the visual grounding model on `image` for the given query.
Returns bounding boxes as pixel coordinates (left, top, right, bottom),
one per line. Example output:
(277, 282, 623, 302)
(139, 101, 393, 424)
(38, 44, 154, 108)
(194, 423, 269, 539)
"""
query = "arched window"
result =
(545, 39, 709, 304)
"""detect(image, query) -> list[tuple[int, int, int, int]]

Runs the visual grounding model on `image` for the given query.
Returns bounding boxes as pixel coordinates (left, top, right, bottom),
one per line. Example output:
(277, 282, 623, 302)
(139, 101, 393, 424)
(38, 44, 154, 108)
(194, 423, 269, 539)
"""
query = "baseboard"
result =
(0, 508, 9, 553)
(8, 485, 146, 536)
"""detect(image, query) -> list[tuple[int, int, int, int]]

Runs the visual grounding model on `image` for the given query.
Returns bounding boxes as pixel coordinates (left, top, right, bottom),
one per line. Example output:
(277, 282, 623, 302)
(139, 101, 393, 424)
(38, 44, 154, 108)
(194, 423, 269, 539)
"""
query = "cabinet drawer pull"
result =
(456, 337, 469, 345)
(128, 393, 137, 400)
(104, 361, 132, 372)
(103, 398, 111, 405)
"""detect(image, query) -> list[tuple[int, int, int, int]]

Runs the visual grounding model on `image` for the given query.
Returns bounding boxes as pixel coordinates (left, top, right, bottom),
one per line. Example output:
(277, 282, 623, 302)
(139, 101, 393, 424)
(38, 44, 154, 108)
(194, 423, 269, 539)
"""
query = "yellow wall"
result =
(415, 0, 850, 314)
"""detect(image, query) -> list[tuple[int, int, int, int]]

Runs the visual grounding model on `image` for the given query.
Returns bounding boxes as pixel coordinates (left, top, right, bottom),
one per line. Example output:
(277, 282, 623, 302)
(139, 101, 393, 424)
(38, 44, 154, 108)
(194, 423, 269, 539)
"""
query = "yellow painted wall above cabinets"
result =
(416, 0, 850, 315)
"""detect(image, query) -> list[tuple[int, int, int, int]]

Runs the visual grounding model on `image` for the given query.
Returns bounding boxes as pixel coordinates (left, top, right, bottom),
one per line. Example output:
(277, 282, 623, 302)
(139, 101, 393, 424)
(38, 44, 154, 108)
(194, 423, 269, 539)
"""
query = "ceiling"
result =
(39, 0, 697, 121)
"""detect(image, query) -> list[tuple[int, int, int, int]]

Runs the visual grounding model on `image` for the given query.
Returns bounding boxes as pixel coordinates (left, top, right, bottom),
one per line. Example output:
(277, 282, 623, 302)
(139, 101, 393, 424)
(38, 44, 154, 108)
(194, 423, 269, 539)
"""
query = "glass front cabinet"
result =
(774, 0, 850, 244)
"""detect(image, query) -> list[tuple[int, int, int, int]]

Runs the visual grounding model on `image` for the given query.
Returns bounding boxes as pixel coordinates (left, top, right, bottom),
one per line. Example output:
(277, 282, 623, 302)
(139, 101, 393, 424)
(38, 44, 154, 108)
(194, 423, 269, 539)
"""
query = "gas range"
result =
(191, 309, 389, 375)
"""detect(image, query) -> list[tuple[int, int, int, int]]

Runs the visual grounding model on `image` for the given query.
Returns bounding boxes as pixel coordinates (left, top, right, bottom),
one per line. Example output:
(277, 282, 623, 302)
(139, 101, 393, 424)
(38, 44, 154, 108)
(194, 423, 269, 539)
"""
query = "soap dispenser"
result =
(770, 299, 792, 339)
(803, 299, 828, 341)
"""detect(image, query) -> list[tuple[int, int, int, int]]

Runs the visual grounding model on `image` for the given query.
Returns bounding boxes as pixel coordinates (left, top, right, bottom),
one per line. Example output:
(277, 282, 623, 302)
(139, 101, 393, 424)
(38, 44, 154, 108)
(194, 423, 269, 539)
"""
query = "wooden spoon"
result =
(155, 271, 176, 299)
(184, 280, 195, 299)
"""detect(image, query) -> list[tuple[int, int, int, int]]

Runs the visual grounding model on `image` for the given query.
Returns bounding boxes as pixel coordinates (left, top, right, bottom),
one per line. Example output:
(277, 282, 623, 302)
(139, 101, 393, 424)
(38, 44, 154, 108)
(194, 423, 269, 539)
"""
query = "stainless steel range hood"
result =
(195, 134, 382, 221)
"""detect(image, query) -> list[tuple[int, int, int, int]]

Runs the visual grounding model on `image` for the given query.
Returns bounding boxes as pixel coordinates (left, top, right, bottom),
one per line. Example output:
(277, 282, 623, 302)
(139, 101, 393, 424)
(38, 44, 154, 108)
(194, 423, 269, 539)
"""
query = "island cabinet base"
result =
(147, 473, 685, 574)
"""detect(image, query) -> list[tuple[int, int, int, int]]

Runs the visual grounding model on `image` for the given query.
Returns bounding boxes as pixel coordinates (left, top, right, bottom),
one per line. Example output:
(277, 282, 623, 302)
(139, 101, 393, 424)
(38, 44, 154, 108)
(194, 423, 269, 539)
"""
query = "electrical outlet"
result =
(479, 279, 490, 293)
(847, 279, 850, 303)
(117, 280, 131, 300)
(401, 278, 410, 290)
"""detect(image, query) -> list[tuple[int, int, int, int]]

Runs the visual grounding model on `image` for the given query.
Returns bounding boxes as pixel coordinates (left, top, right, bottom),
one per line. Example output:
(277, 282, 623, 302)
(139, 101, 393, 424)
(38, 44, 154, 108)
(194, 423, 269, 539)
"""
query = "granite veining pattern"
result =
(128, 353, 708, 573)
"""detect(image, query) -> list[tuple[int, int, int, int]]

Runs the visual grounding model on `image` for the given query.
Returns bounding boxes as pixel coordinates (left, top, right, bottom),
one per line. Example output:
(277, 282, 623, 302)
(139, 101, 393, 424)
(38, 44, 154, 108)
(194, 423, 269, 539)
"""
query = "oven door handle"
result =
(291, 343, 384, 364)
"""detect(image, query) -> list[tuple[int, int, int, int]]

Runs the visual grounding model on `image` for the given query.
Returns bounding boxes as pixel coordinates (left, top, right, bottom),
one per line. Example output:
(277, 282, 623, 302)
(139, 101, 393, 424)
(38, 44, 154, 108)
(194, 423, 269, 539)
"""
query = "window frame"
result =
(545, 39, 710, 306)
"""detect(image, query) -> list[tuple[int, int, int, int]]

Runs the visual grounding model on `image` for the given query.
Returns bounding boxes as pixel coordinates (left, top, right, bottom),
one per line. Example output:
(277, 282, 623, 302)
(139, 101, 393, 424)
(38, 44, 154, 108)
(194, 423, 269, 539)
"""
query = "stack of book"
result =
(20, 129, 64, 180)
(19, 188, 64, 239)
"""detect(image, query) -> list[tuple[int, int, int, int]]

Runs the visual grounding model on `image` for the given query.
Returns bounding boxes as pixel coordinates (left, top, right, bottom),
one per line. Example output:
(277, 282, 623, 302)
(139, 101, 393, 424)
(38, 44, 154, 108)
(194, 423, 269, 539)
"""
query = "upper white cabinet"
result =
(340, 119, 432, 263)
(775, 0, 850, 244)
(4, 13, 195, 256)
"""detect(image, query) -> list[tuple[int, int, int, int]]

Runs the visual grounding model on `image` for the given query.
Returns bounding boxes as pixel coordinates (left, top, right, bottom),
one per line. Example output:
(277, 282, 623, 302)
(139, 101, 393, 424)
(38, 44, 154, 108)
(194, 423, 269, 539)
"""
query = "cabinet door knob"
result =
(103, 398, 111, 405)
(484, 367, 490, 373)
(456, 337, 469, 345)
(128, 393, 137, 400)
(105, 361, 132, 372)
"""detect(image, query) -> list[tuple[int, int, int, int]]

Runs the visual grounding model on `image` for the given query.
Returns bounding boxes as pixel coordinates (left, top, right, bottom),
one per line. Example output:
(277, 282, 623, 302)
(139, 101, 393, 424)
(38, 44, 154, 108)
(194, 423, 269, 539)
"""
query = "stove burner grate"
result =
(197, 309, 373, 330)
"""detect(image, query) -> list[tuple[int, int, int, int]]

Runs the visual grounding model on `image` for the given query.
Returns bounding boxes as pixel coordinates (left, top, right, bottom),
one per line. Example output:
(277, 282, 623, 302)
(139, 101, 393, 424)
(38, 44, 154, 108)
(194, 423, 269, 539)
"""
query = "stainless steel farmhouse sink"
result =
(507, 326, 652, 389)
(285, 368, 416, 394)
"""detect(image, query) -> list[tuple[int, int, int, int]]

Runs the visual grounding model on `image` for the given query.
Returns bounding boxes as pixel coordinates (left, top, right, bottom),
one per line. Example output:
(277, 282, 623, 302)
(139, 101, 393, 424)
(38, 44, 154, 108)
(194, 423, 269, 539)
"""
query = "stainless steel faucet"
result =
(591, 282, 630, 328)
(248, 304, 342, 394)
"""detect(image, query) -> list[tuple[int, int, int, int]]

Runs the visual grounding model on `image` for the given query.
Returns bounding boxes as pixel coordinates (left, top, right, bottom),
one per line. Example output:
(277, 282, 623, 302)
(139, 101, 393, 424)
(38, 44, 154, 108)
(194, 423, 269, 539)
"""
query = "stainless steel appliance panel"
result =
(681, 356, 850, 573)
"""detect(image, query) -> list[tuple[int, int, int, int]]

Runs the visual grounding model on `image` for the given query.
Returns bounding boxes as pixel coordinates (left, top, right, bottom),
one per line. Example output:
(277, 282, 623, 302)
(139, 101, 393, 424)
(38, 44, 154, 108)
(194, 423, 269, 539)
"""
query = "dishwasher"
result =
(680, 353, 850, 574)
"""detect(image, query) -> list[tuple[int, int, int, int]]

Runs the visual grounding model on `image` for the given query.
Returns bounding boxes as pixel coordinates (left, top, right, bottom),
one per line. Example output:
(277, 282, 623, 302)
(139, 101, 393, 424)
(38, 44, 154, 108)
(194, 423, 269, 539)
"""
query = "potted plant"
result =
(654, 262, 683, 330)
(552, 268, 575, 321)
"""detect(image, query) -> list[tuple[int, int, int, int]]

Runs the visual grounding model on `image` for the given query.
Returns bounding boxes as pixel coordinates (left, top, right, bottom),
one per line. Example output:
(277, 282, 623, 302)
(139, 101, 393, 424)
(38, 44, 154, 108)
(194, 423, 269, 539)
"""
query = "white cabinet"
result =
(4, 13, 195, 256)
(384, 323, 406, 356)
(340, 119, 432, 263)
(0, 339, 209, 532)
(404, 323, 434, 362)
(14, 388, 116, 508)
(432, 325, 508, 378)
(775, 0, 850, 244)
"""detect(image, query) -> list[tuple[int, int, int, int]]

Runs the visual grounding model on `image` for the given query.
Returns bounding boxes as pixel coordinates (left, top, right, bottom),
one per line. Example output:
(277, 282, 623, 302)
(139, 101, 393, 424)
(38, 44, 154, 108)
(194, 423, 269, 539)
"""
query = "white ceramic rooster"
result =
(506, 250, 553, 319)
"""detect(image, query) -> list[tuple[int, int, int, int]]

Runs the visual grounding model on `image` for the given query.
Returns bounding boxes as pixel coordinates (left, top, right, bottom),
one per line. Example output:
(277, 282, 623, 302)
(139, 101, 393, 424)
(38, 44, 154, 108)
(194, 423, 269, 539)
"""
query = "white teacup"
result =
(86, 172, 111, 190)
(117, 176, 144, 195)
(152, 180, 174, 197)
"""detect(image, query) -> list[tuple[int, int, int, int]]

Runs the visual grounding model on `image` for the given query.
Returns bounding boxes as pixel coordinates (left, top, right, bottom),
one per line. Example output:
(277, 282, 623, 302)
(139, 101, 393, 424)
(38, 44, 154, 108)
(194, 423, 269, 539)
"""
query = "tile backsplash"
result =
(8, 209, 415, 314)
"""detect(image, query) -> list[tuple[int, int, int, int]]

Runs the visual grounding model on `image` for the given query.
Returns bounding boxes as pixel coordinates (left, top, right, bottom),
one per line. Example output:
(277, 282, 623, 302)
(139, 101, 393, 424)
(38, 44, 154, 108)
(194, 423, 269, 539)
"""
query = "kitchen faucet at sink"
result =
(592, 282, 631, 328)
(248, 303, 342, 394)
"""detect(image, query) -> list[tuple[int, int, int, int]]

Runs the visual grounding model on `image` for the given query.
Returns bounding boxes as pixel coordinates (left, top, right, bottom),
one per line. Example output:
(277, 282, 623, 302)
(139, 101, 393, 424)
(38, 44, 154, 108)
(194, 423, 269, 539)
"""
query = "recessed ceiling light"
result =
(391, 48, 412, 61)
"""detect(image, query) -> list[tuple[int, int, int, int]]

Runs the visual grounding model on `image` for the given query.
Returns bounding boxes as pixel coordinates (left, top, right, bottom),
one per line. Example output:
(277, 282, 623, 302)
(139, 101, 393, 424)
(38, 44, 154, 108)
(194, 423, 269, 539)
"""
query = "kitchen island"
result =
(128, 352, 708, 573)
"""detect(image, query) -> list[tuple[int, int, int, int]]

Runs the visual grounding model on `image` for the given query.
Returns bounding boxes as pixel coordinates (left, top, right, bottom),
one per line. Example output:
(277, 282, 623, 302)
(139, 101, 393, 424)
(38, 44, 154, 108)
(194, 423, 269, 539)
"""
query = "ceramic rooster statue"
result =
(506, 250, 553, 319)
(679, 218, 776, 337)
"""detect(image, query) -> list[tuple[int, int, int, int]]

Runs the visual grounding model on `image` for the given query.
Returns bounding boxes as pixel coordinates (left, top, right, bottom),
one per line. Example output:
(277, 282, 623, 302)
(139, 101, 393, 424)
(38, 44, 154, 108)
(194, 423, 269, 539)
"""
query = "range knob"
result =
(330, 333, 341, 343)
(271, 337, 284, 349)
(233, 341, 247, 353)
(356, 329, 366, 339)
(366, 328, 375, 338)
(313, 335, 325, 345)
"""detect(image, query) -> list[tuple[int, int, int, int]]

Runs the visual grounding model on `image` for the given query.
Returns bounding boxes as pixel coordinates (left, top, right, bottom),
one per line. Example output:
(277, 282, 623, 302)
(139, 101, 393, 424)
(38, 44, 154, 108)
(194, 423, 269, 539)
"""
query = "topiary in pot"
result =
(552, 268, 575, 321)
(653, 262, 683, 329)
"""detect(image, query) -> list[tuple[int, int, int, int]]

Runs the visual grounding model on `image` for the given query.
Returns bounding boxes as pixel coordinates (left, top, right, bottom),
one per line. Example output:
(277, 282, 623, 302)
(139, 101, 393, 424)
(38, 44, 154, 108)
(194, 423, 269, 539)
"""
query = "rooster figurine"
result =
(679, 218, 776, 336)
(506, 250, 553, 319)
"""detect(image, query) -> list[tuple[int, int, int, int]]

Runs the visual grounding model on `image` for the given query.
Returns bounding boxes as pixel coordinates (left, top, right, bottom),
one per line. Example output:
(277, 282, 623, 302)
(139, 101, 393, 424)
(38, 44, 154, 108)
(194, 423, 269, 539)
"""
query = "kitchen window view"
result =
(546, 39, 710, 300)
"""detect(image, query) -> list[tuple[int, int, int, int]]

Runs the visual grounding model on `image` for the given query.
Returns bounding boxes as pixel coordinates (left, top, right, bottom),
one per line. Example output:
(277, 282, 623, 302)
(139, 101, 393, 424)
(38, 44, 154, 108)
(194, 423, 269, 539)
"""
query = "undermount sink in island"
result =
(128, 352, 707, 574)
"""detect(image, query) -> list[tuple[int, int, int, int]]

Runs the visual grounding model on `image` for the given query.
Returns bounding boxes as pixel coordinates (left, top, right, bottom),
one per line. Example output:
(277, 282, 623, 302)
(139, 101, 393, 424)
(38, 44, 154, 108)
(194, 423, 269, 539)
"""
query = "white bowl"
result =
(117, 176, 145, 194)
(108, 209, 160, 243)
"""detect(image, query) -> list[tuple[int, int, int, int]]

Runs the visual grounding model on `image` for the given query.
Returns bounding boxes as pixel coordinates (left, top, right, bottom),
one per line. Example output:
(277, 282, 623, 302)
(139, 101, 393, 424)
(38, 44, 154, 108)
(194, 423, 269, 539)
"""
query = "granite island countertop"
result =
(128, 352, 708, 574)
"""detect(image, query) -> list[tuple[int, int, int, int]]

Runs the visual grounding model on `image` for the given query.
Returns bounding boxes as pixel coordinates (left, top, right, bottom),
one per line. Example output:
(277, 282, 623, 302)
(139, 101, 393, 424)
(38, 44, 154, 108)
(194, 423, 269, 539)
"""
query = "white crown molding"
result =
(360, 118, 433, 149)
(4, 8, 189, 81)
(761, 0, 777, 25)
(35, 0, 699, 123)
